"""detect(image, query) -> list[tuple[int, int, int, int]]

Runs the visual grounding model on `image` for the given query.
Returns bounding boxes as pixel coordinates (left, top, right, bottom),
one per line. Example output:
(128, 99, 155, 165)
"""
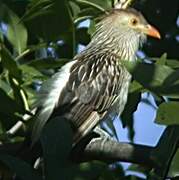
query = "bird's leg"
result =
(71, 126, 114, 161)
(93, 126, 112, 139)
(84, 126, 115, 156)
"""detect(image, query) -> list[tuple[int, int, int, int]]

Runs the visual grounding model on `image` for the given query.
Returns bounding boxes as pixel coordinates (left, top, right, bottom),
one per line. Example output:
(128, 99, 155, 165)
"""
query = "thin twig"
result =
(7, 121, 24, 135)
(114, 0, 135, 9)
(15, 49, 31, 61)
(6, 109, 36, 136)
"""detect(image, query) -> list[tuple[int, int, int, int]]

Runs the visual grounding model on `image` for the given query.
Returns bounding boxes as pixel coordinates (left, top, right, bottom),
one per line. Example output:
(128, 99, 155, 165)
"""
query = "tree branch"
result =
(0, 137, 155, 168)
(0, 125, 178, 179)
(71, 136, 155, 167)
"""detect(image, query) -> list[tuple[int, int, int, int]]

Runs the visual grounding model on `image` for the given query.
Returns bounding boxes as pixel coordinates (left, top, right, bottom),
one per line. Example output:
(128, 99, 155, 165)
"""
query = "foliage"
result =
(0, 0, 179, 179)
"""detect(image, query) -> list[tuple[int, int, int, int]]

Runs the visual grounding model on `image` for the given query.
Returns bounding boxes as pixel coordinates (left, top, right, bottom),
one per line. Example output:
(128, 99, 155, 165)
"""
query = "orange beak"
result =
(145, 25, 161, 39)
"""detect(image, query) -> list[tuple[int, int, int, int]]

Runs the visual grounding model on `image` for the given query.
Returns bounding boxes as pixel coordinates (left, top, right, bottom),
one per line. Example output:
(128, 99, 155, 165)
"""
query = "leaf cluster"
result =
(0, 0, 178, 179)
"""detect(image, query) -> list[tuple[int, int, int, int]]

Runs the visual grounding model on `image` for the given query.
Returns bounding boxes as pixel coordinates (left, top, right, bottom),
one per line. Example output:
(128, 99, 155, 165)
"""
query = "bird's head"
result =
(88, 8, 161, 60)
(107, 8, 161, 40)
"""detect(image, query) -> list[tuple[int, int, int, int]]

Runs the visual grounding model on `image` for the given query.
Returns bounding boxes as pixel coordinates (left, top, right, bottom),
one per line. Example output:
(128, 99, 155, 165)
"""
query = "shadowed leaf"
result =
(0, 154, 42, 180)
(0, 45, 22, 81)
(168, 150, 179, 178)
(123, 61, 179, 98)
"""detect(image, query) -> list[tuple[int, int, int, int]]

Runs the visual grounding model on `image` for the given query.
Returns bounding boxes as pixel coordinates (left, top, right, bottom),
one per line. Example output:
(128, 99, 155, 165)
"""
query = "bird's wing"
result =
(32, 61, 77, 144)
(32, 53, 124, 144)
(66, 53, 124, 142)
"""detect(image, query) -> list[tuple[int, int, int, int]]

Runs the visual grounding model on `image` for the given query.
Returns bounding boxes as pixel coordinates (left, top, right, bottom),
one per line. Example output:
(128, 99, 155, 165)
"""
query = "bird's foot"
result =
(93, 126, 111, 139)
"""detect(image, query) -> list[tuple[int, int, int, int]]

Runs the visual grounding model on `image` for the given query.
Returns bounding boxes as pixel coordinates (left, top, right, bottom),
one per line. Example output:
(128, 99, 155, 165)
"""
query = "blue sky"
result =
(115, 93, 165, 146)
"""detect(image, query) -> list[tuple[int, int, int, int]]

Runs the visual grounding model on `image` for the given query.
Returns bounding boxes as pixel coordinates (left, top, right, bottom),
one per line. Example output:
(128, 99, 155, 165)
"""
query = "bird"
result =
(31, 8, 160, 145)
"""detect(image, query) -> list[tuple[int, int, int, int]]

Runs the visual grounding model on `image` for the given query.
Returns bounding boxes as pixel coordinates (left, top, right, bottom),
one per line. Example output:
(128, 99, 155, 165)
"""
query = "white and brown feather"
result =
(32, 8, 147, 145)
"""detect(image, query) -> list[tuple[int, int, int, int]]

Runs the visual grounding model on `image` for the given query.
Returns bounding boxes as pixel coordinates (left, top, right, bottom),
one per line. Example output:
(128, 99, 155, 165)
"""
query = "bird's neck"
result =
(83, 25, 145, 62)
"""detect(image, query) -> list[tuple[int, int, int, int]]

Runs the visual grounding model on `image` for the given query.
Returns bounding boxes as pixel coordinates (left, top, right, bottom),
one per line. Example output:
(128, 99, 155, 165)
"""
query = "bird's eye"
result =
(131, 18, 138, 26)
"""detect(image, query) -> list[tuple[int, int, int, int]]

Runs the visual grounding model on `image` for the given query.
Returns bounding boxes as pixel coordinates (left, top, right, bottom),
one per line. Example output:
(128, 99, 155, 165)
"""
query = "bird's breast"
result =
(110, 69, 131, 116)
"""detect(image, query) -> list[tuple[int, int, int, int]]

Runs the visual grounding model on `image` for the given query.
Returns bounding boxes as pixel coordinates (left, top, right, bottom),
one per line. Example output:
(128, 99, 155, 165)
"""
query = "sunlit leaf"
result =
(155, 102, 179, 125)
(1, 4, 28, 54)
(123, 61, 179, 98)
(155, 53, 167, 65)
(19, 64, 46, 87)
(152, 56, 179, 69)
(166, 59, 179, 69)
(88, 19, 96, 36)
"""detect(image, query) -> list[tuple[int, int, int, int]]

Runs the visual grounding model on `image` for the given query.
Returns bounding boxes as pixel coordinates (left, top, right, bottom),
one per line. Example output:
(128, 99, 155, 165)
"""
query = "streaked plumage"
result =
(32, 8, 160, 145)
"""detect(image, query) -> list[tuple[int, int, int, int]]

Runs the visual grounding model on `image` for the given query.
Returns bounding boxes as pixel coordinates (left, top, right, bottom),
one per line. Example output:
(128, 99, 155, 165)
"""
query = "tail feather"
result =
(31, 61, 76, 145)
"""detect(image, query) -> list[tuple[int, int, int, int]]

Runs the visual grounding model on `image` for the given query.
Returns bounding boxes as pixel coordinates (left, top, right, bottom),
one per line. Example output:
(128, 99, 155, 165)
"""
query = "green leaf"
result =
(0, 45, 22, 81)
(155, 102, 179, 125)
(74, 7, 97, 24)
(26, 58, 68, 70)
(149, 126, 179, 179)
(76, 0, 112, 11)
(88, 19, 96, 36)
(0, 29, 4, 42)
(7, 13, 27, 55)
(69, 1, 81, 19)
(25, 0, 72, 41)
(40, 117, 73, 180)
(20, 64, 45, 77)
(0, 154, 42, 180)
(0, 87, 24, 129)
(155, 53, 167, 65)
(0, 88, 21, 115)
(129, 80, 143, 93)
(0, 0, 28, 17)
(0, 79, 12, 95)
(75, 162, 110, 180)
(127, 164, 148, 176)
(168, 150, 179, 178)
(126, 175, 145, 180)
(1, 4, 28, 55)
(123, 61, 179, 98)
(166, 59, 179, 69)
(20, 0, 53, 22)
(9, 76, 27, 113)
(19, 64, 46, 86)
(153, 55, 179, 69)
